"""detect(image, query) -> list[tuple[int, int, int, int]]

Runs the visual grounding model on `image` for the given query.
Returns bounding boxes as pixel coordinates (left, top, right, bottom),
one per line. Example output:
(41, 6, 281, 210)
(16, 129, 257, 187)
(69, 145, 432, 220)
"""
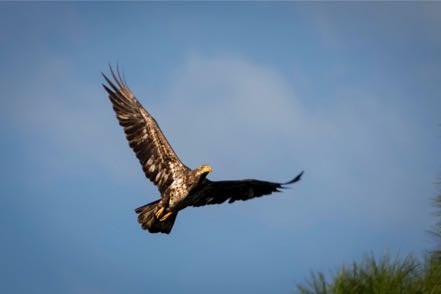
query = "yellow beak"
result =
(200, 165, 212, 174)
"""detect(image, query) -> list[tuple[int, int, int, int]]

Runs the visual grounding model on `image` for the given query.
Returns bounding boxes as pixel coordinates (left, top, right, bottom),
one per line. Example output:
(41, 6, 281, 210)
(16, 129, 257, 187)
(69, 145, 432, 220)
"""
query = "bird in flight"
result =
(102, 66, 303, 234)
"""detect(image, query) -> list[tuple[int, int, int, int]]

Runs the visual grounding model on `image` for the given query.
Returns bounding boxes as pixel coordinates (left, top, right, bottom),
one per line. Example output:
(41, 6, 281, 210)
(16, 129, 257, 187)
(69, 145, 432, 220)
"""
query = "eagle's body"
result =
(102, 67, 303, 234)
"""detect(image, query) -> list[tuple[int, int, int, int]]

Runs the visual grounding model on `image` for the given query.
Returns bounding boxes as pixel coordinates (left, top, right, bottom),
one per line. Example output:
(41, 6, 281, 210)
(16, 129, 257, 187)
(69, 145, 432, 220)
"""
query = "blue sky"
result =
(1, 2, 441, 293)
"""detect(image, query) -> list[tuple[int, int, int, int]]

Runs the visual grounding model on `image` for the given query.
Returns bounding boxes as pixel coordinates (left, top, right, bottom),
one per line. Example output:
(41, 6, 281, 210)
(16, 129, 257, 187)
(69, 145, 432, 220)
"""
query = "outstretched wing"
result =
(102, 67, 189, 194)
(191, 171, 303, 207)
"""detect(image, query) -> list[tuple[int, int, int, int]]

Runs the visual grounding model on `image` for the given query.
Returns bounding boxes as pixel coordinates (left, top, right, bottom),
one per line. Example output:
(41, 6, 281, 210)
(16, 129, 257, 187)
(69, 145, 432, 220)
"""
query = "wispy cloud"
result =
(9, 53, 428, 232)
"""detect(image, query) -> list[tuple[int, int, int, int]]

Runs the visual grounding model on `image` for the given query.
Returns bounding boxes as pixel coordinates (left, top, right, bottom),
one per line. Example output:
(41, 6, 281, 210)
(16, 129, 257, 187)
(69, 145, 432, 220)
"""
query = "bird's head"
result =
(195, 164, 212, 179)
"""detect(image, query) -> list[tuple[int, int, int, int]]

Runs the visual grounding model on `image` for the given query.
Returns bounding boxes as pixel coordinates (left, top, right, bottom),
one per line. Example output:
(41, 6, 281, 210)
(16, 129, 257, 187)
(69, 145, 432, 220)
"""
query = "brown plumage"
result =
(102, 66, 303, 234)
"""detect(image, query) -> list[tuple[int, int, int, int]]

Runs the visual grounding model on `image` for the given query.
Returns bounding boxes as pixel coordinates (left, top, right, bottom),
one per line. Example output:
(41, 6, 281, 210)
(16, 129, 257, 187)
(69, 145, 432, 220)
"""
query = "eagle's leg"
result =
(160, 211, 174, 222)
(154, 206, 173, 222)
(154, 206, 164, 219)
(154, 202, 174, 221)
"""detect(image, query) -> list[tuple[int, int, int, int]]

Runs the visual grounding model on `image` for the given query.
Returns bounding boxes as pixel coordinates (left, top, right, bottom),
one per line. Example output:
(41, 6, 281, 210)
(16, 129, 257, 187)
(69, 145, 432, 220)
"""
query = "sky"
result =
(1, 2, 441, 294)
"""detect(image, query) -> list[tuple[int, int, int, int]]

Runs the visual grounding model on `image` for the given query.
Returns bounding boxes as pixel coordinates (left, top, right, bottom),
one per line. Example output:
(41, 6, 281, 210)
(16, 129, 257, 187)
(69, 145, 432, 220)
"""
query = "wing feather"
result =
(191, 171, 303, 207)
(102, 66, 189, 193)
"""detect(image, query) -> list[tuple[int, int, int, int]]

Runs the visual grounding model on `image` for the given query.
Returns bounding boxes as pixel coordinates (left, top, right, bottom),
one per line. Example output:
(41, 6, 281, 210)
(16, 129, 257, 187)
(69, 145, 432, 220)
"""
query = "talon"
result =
(155, 207, 164, 219)
(160, 212, 173, 222)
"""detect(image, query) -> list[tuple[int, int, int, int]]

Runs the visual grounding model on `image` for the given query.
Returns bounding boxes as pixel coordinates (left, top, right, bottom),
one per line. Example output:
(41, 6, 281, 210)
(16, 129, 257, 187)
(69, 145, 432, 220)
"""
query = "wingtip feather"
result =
(284, 170, 304, 185)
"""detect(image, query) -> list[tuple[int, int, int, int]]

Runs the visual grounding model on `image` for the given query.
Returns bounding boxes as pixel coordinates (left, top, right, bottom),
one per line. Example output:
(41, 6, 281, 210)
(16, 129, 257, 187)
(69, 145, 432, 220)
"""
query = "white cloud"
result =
(154, 55, 326, 170)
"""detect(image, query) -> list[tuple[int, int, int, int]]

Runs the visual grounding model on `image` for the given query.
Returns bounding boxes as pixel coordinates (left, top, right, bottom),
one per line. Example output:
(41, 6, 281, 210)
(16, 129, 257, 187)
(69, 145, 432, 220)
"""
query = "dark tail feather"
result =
(134, 200, 177, 234)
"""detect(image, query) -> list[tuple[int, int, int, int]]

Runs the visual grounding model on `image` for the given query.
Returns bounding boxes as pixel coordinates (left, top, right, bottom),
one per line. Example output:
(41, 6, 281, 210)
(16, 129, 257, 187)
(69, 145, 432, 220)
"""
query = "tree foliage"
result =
(297, 183, 441, 293)
(297, 254, 441, 294)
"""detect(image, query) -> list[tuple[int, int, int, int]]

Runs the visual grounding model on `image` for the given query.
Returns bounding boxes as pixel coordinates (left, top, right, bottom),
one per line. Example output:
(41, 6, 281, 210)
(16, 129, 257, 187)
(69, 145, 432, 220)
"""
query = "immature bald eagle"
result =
(102, 67, 303, 234)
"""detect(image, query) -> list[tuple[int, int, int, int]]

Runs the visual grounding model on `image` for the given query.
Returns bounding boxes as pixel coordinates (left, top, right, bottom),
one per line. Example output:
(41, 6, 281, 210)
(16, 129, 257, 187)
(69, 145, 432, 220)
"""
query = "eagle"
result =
(102, 67, 303, 234)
